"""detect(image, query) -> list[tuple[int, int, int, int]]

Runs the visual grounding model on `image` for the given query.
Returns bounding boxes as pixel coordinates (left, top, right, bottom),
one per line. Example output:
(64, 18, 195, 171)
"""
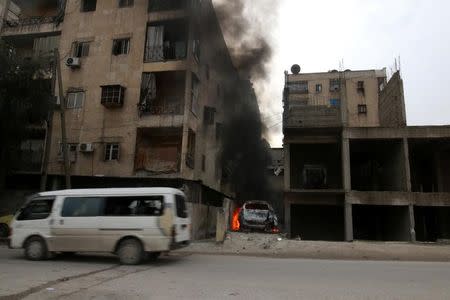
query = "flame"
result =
(231, 207, 242, 231)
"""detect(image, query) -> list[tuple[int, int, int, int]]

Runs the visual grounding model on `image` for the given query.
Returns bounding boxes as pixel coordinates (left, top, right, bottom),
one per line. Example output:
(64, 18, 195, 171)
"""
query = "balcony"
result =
(138, 71, 185, 116)
(1, 0, 63, 36)
(283, 94, 342, 129)
(144, 19, 188, 63)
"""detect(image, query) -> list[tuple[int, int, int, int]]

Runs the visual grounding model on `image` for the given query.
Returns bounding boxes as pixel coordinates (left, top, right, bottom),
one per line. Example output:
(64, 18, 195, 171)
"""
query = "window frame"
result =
(315, 83, 322, 93)
(81, 0, 97, 12)
(104, 196, 165, 217)
(175, 194, 188, 218)
(358, 104, 368, 114)
(16, 197, 55, 221)
(61, 197, 105, 217)
(118, 0, 134, 7)
(73, 41, 90, 57)
(66, 91, 85, 109)
(104, 143, 120, 161)
(112, 38, 130, 55)
(101, 85, 126, 106)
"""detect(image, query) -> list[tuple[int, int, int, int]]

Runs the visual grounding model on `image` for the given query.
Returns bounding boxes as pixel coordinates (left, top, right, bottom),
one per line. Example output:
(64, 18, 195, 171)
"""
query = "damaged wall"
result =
(378, 71, 407, 128)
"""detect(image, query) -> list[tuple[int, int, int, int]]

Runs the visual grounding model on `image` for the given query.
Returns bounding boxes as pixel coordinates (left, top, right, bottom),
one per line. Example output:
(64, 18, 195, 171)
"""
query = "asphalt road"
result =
(1, 246, 450, 299)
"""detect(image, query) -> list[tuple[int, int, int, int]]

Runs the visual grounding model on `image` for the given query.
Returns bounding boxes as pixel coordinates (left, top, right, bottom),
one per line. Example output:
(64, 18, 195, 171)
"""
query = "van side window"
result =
(61, 197, 104, 217)
(17, 198, 54, 221)
(175, 195, 188, 218)
(104, 196, 164, 216)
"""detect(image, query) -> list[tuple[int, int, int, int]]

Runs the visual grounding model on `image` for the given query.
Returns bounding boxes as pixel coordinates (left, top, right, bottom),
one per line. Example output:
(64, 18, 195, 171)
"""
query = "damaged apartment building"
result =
(283, 65, 450, 243)
(0, 0, 257, 228)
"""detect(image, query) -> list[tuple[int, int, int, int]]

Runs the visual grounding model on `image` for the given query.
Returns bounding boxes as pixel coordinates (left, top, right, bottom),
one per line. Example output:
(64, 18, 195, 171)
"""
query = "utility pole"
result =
(55, 49, 71, 189)
(40, 49, 57, 191)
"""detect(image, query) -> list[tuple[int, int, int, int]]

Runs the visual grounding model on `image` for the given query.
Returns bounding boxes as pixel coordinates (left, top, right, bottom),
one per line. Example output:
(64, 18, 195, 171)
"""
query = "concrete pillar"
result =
(0, 0, 11, 32)
(284, 143, 291, 190)
(344, 202, 353, 242)
(409, 204, 416, 242)
(284, 200, 291, 238)
(402, 138, 412, 192)
(341, 137, 351, 191)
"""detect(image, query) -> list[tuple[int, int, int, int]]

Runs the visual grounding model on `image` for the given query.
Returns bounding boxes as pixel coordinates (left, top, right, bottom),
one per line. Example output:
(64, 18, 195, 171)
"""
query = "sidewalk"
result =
(176, 232, 450, 262)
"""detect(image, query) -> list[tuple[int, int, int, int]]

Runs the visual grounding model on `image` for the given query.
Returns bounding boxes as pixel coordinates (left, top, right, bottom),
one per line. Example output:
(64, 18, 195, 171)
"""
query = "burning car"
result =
(232, 201, 279, 233)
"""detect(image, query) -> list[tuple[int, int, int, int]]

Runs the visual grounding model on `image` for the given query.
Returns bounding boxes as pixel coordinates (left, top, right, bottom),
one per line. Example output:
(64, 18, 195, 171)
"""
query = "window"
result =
(329, 99, 341, 107)
(17, 199, 54, 221)
(357, 81, 365, 94)
(191, 74, 199, 115)
(203, 106, 215, 125)
(118, 0, 134, 7)
(81, 0, 97, 12)
(175, 195, 188, 218)
(104, 196, 164, 216)
(216, 122, 223, 140)
(112, 38, 130, 55)
(58, 143, 78, 162)
(287, 81, 308, 94)
(358, 104, 367, 114)
(73, 41, 90, 57)
(101, 85, 125, 107)
(105, 143, 120, 161)
(330, 79, 341, 91)
(61, 197, 104, 217)
(66, 91, 84, 109)
(201, 155, 206, 171)
(315, 84, 322, 93)
(186, 129, 195, 168)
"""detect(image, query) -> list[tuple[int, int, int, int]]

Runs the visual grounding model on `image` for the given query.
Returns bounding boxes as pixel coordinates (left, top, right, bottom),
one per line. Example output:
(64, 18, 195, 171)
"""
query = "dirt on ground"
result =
(176, 232, 450, 262)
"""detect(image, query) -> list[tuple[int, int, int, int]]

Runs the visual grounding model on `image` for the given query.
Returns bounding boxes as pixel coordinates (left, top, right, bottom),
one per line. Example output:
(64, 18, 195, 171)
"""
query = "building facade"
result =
(1, 0, 253, 210)
(283, 67, 450, 243)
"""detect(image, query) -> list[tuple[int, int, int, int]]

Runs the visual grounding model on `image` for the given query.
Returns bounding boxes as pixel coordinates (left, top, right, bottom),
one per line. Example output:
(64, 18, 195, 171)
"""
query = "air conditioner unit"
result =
(79, 143, 94, 152)
(66, 57, 80, 68)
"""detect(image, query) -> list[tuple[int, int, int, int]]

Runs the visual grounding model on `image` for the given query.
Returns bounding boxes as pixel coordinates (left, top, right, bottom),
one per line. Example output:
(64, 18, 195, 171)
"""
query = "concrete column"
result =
(341, 136, 351, 191)
(344, 201, 353, 242)
(0, 0, 11, 32)
(402, 138, 412, 192)
(284, 143, 291, 191)
(284, 200, 291, 238)
(408, 204, 416, 242)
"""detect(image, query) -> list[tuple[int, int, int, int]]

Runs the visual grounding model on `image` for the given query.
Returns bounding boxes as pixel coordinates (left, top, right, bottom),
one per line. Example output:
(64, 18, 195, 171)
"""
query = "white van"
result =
(8, 188, 191, 265)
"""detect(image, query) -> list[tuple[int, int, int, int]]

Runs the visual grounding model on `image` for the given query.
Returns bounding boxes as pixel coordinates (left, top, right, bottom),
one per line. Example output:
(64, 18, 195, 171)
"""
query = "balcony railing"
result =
(139, 100, 183, 115)
(144, 43, 187, 62)
(3, 16, 58, 28)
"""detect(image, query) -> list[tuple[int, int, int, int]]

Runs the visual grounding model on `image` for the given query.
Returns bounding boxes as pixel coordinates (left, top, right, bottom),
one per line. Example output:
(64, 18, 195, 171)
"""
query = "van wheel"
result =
(147, 252, 161, 261)
(24, 237, 48, 261)
(117, 239, 144, 265)
(0, 223, 8, 238)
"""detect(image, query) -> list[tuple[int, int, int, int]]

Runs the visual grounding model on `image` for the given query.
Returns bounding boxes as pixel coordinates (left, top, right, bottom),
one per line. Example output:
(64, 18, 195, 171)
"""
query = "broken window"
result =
(287, 81, 308, 94)
(81, 0, 96, 12)
(105, 143, 120, 161)
(138, 72, 185, 115)
(112, 38, 130, 55)
(358, 104, 367, 114)
(191, 74, 200, 115)
(186, 130, 196, 169)
(101, 85, 125, 107)
(73, 41, 90, 57)
(204, 106, 215, 125)
(66, 91, 84, 109)
(329, 79, 341, 92)
(315, 84, 322, 93)
(119, 0, 134, 7)
(144, 20, 188, 62)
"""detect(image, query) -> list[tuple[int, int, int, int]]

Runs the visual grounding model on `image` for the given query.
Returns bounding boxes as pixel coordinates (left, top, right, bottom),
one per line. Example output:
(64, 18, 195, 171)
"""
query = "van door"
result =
(13, 197, 55, 247)
(174, 194, 190, 242)
(50, 196, 104, 252)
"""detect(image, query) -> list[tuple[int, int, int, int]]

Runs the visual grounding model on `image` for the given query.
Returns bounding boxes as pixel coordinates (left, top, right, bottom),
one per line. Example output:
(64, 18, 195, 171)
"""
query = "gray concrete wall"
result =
(378, 72, 407, 127)
(187, 202, 218, 240)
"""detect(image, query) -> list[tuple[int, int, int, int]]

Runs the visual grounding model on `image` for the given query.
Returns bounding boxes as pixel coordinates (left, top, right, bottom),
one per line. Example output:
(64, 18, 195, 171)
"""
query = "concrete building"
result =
(283, 67, 450, 242)
(0, 0, 257, 222)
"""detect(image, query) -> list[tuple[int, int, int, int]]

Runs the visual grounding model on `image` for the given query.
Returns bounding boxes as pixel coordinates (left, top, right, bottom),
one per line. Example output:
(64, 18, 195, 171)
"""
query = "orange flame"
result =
(231, 207, 242, 231)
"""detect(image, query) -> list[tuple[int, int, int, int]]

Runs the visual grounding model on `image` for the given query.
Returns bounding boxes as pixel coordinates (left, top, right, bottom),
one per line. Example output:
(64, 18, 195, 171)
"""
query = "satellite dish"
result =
(291, 64, 301, 74)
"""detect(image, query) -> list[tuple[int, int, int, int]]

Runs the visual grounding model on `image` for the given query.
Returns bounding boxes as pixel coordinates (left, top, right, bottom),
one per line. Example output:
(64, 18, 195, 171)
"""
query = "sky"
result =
(256, 0, 450, 147)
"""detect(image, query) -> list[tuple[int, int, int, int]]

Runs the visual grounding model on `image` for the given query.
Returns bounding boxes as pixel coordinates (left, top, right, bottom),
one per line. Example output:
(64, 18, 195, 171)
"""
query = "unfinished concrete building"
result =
(283, 66, 450, 242)
(0, 0, 256, 235)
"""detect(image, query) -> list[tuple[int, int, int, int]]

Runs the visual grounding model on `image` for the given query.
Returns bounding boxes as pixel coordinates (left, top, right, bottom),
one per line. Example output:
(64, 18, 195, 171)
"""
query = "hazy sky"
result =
(256, 0, 450, 147)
